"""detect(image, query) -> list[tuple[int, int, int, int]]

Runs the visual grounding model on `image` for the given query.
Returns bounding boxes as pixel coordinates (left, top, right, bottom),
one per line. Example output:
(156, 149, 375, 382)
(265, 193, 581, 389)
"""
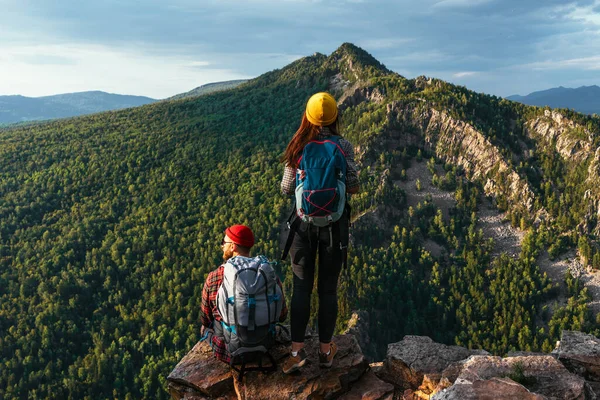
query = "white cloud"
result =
(565, 0, 600, 25)
(453, 71, 478, 78)
(357, 38, 414, 50)
(387, 50, 453, 64)
(432, 0, 493, 9)
(186, 61, 212, 68)
(519, 56, 600, 71)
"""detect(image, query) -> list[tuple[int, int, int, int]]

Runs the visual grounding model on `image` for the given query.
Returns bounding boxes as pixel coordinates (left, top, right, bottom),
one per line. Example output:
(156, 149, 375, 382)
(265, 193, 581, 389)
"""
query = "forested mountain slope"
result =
(1, 43, 600, 399)
(167, 80, 248, 100)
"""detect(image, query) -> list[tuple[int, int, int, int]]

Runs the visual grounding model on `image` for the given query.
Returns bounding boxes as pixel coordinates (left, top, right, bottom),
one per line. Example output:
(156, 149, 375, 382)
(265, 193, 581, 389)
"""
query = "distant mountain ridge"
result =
(0, 91, 156, 125)
(507, 85, 600, 115)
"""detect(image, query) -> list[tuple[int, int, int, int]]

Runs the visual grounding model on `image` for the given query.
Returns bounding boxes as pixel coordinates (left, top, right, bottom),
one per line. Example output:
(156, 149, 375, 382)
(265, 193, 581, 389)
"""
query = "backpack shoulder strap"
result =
(281, 212, 301, 260)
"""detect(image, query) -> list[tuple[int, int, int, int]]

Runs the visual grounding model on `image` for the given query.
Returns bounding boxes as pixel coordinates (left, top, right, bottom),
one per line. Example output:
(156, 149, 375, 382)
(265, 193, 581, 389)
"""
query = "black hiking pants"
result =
(289, 216, 347, 344)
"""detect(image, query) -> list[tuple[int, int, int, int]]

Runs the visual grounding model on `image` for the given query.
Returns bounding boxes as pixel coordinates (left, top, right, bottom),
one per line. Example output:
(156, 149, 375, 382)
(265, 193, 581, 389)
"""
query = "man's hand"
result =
(201, 325, 206, 336)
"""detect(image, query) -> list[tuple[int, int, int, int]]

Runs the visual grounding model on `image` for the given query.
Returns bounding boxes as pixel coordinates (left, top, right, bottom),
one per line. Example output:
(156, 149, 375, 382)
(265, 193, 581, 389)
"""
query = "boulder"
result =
(167, 340, 236, 400)
(383, 335, 489, 391)
(555, 330, 600, 381)
(168, 333, 369, 400)
(432, 377, 545, 400)
(441, 355, 586, 399)
(234, 334, 369, 399)
(337, 370, 394, 400)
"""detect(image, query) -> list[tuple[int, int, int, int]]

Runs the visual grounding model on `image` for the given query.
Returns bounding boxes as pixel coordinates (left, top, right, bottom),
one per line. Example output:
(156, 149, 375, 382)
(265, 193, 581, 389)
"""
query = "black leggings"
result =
(289, 220, 345, 343)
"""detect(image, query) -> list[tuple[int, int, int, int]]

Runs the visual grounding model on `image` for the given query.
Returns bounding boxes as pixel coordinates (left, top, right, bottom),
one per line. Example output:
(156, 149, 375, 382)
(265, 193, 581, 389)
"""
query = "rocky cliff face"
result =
(368, 100, 536, 217)
(422, 108, 535, 214)
(345, 78, 600, 252)
(167, 330, 600, 400)
(527, 110, 594, 165)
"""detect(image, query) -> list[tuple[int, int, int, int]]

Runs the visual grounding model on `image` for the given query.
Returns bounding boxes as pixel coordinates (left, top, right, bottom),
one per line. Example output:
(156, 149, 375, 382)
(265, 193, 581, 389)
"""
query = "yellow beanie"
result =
(305, 92, 338, 126)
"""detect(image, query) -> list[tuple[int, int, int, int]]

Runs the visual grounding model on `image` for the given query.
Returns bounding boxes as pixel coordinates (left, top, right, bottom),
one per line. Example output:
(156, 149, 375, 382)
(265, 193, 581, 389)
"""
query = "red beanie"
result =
(225, 225, 255, 248)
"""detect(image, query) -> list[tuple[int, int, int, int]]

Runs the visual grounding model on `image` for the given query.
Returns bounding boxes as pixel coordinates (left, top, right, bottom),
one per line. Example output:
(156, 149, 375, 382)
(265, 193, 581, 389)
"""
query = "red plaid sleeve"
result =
(210, 334, 231, 364)
(200, 266, 224, 328)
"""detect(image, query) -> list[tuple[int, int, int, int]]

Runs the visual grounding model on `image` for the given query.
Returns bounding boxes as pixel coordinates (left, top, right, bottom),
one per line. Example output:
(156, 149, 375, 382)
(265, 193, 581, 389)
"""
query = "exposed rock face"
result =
(449, 355, 587, 400)
(167, 340, 236, 400)
(167, 333, 368, 400)
(527, 110, 600, 235)
(526, 110, 593, 164)
(583, 149, 600, 236)
(168, 331, 600, 400)
(422, 109, 535, 214)
(432, 377, 545, 400)
(337, 371, 394, 400)
(380, 335, 489, 394)
(234, 334, 368, 399)
(555, 330, 600, 382)
(379, 103, 537, 216)
(339, 86, 385, 109)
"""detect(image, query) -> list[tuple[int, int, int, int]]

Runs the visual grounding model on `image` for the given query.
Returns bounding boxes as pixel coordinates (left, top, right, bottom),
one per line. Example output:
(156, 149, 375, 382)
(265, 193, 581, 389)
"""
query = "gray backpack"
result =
(216, 255, 284, 375)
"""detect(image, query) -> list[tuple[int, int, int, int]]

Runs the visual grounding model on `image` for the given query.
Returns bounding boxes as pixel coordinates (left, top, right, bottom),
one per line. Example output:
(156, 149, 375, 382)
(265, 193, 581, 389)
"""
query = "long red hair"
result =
(281, 114, 340, 168)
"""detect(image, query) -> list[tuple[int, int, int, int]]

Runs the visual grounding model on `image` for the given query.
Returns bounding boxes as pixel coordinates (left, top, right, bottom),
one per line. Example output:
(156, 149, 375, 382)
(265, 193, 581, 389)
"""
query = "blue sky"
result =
(1, 0, 599, 99)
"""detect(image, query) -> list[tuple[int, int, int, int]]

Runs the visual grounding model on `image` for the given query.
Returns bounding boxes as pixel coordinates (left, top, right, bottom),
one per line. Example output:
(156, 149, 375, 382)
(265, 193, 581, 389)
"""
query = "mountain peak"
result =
(326, 43, 390, 81)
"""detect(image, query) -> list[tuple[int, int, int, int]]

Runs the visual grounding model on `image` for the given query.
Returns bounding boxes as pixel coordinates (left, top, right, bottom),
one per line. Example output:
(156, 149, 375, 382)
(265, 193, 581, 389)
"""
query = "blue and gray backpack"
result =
(216, 255, 284, 377)
(294, 136, 347, 227)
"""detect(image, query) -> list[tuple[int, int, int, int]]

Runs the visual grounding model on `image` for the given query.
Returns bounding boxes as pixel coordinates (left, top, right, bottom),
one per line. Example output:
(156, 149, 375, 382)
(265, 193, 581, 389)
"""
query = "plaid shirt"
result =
(200, 264, 288, 363)
(281, 127, 360, 195)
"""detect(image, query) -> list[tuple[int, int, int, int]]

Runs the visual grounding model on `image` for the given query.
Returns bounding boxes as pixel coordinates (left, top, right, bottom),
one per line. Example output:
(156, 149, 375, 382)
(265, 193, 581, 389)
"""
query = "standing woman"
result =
(280, 92, 360, 374)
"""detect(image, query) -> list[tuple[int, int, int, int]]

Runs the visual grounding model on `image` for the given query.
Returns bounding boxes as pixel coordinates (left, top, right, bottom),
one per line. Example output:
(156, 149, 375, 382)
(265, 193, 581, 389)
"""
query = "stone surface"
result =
(555, 330, 600, 381)
(168, 333, 369, 400)
(337, 370, 394, 400)
(168, 331, 600, 400)
(588, 381, 600, 398)
(450, 355, 586, 400)
(167, 340, 235, 399)
(505, 356, 586, 400)
(234, 334, 369, 399)
(384, 335, 489, 390)
(431, 377, 546, 400)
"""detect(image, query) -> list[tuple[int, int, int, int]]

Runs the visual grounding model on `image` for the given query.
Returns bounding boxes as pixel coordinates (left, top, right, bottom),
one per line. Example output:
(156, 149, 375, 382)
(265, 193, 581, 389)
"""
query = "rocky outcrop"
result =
(336, 370, 394, 400)
(167, 340, 236, 400)
(376, 102, 537, 216)
(339, 86, 385, 109)
(422, 108, 535, 214)
(583, 149, 600, 236)
(376, 335, 489, 398)
(234, 334, 368, 399)
(528, 110, 600, 235)
(555, 330, 600, 382)
(168, 332, 372, 400)
(435, 355, 588, 400)
(432, 377, 545, 400)
(168, 331, 600, 400)
(526, 110, 593, 165)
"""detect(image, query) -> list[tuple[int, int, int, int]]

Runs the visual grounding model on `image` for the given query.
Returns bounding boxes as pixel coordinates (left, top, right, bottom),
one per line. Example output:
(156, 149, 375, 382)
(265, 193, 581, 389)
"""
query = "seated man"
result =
(200, 224, 288, 364)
